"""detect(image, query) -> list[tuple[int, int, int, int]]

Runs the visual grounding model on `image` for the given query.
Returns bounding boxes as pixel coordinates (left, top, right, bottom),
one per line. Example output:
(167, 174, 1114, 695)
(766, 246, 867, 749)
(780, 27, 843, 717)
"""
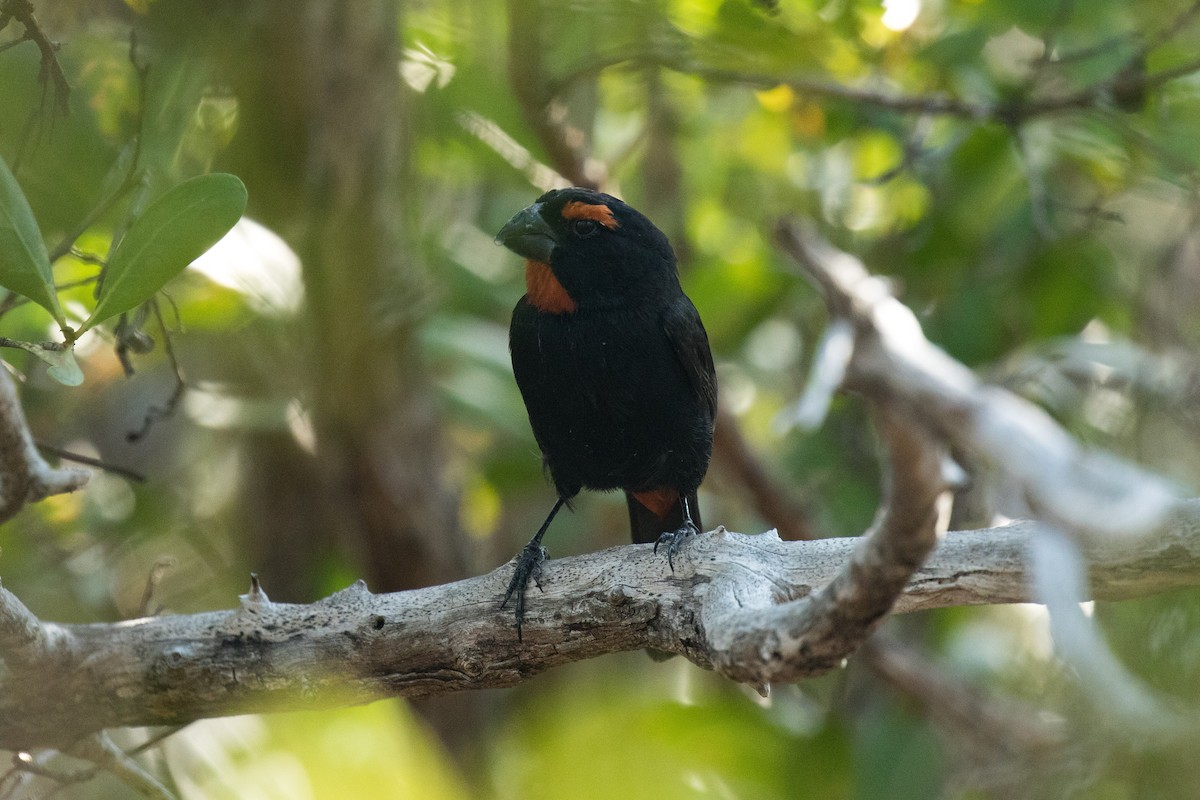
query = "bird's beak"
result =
(495, 202, 557, 262)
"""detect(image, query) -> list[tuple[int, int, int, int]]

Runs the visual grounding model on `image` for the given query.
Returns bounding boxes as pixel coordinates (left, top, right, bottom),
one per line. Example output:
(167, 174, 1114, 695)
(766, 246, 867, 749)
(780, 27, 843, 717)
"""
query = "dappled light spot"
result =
(881, 0, 921, 32)
(188, 217, 303, 317)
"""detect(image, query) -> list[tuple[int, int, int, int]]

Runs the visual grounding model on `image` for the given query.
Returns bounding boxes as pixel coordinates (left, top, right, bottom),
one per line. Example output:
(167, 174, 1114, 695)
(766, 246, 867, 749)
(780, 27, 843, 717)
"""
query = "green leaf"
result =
(43, 347, 84, 386)
(0, 155, 65, 325)
(80, 173, 247, 333)
(5, 341, 83, 386)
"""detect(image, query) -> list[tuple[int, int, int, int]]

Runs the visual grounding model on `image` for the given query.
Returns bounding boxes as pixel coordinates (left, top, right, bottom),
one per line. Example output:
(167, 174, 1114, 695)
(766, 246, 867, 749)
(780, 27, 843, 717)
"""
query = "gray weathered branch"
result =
(774, 220, 1200, 741)
(774, 221, 1181, 542)
(0, 367, 89, 523)
(3, 500, 1200, 750)
(702, 403, 948, 686)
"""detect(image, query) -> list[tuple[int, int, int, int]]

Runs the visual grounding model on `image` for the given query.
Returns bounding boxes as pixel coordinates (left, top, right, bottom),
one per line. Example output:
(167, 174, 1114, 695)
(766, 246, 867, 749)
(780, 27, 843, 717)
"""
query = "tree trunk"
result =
(216, 1, 466, 594)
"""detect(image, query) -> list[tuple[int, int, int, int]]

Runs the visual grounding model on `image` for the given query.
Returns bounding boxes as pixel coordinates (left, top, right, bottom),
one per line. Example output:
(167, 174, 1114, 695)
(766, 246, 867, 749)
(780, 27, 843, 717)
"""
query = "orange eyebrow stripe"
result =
(562, 201, 619, 230)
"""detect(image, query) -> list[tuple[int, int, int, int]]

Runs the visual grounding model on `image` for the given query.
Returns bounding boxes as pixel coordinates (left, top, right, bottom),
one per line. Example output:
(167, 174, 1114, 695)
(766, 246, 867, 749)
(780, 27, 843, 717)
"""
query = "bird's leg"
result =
(502, 495, 567, 640)
(653, 494, 700, 572)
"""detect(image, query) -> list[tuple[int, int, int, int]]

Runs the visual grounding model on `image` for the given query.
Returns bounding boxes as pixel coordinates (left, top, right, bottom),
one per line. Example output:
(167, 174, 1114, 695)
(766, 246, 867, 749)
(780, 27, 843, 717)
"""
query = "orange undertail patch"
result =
(525, 259, 577, 314)
(562, 200, 619, 230)
(631, 487, 680, 519)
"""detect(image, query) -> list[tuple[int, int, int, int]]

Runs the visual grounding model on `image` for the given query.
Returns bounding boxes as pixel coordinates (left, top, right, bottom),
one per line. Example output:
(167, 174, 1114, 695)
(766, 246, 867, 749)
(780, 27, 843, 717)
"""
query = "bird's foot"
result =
(653, 520, 699, 572)
(501, 539, 548, 640)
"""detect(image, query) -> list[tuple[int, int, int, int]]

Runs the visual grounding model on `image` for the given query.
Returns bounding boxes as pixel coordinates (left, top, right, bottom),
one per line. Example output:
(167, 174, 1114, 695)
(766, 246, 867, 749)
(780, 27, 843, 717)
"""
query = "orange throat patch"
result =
(632, 488, 680, 519)
(525, 260, 577, 314)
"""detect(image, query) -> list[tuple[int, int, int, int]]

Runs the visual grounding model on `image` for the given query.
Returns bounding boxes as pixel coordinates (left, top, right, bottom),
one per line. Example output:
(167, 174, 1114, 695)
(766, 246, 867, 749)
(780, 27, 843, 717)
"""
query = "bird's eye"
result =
(571, 219, 600, 237)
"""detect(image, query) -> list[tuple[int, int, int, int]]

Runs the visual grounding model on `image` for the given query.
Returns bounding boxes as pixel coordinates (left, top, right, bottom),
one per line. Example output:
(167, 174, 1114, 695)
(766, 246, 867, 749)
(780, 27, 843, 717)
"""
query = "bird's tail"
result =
(626, 490, 702, 545)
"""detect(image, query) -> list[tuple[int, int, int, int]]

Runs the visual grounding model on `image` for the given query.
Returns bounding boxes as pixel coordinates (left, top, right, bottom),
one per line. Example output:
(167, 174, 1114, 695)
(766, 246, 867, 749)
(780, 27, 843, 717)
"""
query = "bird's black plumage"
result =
(496, 187, 717, 637)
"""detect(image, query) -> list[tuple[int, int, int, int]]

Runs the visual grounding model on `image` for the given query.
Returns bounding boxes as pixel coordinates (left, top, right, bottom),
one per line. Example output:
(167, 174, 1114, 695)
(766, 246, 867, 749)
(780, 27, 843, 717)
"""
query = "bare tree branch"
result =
(773, 221, 1181, 543)
(776, 316, 855, 431)
(0, 368, 88, 524)
(3, 500, 1200, 750)
(1031, 528, 1198, 740)
(703, 402, 949, 687)
(0, 580, 68, 666)
(770, 221, 1200, 745)
(551, 56, 1192, 124)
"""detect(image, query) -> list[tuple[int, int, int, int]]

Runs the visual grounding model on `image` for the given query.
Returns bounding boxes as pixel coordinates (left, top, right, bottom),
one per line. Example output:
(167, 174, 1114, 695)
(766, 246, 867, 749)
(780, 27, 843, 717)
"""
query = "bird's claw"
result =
(653, 521, 699, 572)
(501, 540, 548, 640)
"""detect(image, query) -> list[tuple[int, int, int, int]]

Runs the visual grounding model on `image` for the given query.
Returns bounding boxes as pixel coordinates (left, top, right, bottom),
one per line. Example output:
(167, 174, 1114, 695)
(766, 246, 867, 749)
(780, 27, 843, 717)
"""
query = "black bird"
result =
(495, 187, 717, 637)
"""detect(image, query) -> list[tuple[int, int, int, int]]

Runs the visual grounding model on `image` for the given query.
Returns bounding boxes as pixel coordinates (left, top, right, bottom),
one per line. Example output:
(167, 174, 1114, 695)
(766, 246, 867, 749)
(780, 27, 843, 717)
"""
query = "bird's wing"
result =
(661, 296, 717, 420)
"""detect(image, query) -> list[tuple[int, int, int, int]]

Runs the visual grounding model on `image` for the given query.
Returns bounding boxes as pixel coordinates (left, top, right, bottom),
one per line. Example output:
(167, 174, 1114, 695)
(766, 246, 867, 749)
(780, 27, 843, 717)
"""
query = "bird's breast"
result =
(510, 303, 704, 491)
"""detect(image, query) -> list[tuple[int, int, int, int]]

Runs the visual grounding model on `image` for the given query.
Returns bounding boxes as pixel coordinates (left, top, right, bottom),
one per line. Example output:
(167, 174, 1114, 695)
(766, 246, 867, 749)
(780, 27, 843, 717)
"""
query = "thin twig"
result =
(68, 733, 176, 800)
(775, 317, 855, 432)
(34, 441, 146, 483)
(46, 169, 145, 266)
(0, 337, 64, 352)
(0, 0, 70, 113)
(1036, 0, 1076, 64)
(10, 752, 93, 784)
(1050, 34, 1132, 66)
(0, 759, 32, 800)
(1031, 530, 1195, 739)
(0, 32, 29, 55)
(47, 31, 150, 265)
(67, 248, 106, 267)
(689, 64, 993, 118)
(126, 299, 186, 443)
(456, 111, 567, 192)
(127, 726, 186, 757)
(137, 557, 177, 617)
(15, 727, 186, 800)
(689, 59, 1200, 124)
(0, 276, 99, 324)
(1139, 0, 1200, 56)
(1015, 127, 1055, 237)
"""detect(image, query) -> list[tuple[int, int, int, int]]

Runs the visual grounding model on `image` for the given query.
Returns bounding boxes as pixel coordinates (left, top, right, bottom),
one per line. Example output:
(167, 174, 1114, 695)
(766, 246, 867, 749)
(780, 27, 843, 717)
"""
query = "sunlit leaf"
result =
(0, 155, 64, 325)
(79, 173, 247, 333)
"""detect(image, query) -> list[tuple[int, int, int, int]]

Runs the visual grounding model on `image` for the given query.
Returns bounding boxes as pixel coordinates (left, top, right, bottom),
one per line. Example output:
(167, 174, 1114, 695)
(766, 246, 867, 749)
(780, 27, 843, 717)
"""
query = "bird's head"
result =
(495, 187, 678, 313)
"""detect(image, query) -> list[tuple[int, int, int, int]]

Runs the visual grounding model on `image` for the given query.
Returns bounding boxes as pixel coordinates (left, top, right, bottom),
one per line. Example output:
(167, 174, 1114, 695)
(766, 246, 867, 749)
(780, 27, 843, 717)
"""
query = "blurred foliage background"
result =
(3, 0, 1200, 797)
